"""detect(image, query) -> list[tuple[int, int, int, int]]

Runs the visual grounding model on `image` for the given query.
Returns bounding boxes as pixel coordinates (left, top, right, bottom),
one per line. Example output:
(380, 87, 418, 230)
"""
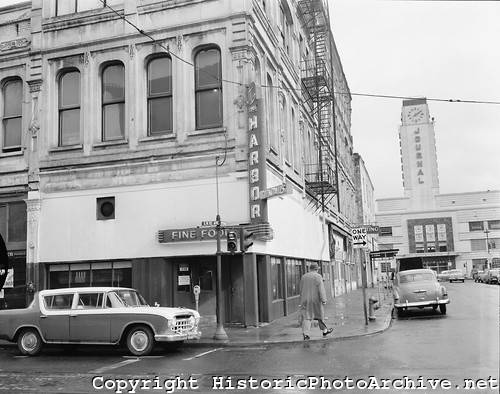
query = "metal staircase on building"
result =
(298, 0, 338, 213)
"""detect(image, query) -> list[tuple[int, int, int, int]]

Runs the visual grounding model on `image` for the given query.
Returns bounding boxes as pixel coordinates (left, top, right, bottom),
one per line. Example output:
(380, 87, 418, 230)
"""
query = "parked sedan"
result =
(484, 268, 500, 284)
(437, 270, 450, 282)
(0, 287, 201, 356)
(447, 269, 465, 283)
(473, 270, 484, 282)
(393, 269, 449, 316)
(477, 270, 490, 283)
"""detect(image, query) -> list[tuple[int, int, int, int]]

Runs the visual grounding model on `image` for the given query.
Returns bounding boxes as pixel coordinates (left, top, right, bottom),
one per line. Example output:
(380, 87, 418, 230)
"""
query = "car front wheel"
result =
(439, 304, 447, 315)
(17, 328, 43, 356)
(126, 326, 154, 356)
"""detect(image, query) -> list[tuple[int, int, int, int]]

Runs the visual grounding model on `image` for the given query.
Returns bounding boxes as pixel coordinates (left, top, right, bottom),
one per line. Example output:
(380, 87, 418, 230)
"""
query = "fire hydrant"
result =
(368, 296, 379, 321)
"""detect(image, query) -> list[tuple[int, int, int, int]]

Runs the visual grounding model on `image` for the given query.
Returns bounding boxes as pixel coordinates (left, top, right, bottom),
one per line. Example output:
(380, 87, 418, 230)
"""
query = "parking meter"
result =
(193, 285, 201, 311)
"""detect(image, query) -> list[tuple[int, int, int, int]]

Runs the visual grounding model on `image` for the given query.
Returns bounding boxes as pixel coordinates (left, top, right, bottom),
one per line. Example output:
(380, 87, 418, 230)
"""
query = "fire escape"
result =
(298, 0, 338, 213)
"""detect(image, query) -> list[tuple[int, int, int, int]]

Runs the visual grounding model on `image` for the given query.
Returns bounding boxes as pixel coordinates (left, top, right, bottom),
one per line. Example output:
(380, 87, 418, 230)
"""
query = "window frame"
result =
(469, 221, 484, 232)
(194, 46, 223, 130)
(146, 55, 173, 136)
(487, 220, 500, 230)
(1, 78, 23, 153)
(379, 227, 393, 236)
(101, 62, 126, 142)
(58, 69, 81, 147)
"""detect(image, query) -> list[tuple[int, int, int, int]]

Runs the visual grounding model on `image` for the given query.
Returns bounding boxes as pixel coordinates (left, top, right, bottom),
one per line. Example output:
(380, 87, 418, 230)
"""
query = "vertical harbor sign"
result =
(247, 82, 267, 223)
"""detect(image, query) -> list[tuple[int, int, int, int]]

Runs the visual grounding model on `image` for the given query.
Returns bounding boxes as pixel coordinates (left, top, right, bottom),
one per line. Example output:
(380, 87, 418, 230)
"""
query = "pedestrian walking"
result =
(299, 262, 334, 340)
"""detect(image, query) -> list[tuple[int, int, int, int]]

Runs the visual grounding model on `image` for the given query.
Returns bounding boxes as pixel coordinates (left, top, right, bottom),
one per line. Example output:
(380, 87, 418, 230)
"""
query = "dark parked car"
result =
(0, 287, 201, 356)
(484, 268, 500, 284)
(393, 269, 449, 316)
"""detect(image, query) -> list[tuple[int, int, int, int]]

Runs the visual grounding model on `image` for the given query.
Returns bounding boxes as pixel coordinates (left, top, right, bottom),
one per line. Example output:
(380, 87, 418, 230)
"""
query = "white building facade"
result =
(377, 99, 500, 275)
(0, 0, 361, 322)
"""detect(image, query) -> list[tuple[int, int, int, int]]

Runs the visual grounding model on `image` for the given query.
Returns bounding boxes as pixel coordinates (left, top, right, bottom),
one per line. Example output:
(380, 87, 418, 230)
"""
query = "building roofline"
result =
(0, 1, 31, 14)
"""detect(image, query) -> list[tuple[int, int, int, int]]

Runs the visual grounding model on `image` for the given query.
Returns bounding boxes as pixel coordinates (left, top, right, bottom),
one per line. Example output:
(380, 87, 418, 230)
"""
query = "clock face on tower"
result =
(407, 106, 425, 124)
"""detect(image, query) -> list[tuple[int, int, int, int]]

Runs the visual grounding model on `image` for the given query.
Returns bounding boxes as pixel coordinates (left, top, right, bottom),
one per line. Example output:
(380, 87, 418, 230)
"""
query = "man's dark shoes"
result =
(303, 334, 310, 340)
(322, 328, 334, 337)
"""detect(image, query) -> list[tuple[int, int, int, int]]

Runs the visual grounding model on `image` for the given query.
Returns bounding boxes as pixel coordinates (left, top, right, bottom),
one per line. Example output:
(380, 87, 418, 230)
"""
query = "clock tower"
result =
(399, 98, 440, 209)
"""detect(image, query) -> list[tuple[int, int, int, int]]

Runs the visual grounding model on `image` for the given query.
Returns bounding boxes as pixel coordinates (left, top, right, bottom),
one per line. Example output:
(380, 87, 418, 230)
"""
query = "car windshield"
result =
(399, 273, 435, 283)
(111, 290, 148, 307)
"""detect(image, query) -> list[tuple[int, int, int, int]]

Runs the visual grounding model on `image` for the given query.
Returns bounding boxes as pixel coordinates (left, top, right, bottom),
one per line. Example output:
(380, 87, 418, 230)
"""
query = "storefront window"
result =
(48, 261, 131, 289)
(271, 257, 283, 300)
(286, 258, 302, 297)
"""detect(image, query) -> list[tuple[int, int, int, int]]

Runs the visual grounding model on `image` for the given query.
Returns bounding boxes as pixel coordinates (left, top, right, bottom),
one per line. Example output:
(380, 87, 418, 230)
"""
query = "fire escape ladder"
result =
(299, 0, 338, 213)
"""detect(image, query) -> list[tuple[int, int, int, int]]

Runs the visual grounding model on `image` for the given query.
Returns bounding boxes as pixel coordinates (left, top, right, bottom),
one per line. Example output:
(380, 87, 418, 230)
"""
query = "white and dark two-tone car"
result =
(393, 269, 450, 316)
(0, 287, 201, 356)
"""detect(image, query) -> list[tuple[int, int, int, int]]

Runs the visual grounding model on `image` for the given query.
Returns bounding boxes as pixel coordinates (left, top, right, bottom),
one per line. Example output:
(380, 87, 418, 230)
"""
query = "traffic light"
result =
(227, 231, 237, 253)
(240, 228, 254, 253)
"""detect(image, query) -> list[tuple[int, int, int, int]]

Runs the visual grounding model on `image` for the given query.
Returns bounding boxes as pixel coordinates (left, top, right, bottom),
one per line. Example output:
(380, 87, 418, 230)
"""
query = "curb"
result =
(0, 305, 394, 351)
(183, 305, 394, 348)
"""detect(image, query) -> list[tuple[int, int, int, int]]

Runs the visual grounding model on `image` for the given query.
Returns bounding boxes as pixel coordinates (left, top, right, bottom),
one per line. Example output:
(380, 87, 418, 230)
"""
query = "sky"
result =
(329, 0, 500, 198)
(1, 0, 498, 199)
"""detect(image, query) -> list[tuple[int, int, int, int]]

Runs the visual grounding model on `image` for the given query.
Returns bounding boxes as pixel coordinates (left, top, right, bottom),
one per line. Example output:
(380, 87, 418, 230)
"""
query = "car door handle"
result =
(70, 314, 78, 318)
(40, 315, 47, 319)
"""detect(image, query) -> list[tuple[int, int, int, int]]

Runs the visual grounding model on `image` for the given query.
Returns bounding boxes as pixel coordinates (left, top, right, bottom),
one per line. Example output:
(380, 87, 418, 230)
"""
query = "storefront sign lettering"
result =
(414, 128, 424, 184)
(247, 82, 267, 223)
(158, 227, 230, 243)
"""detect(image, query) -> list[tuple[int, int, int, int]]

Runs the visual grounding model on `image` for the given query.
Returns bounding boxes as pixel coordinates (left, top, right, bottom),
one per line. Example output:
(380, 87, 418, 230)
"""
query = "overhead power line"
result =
(98, 0, 500, 106)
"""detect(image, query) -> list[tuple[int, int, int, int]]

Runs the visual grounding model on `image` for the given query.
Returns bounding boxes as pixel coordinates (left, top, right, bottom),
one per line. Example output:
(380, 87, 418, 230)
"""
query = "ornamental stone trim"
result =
(0, 38, 30, 52)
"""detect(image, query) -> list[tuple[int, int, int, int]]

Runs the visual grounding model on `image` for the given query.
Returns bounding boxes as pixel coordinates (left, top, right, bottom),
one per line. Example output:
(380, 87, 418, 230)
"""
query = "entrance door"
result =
(174, 259, 216, 319)
(228, 259, 244, 324)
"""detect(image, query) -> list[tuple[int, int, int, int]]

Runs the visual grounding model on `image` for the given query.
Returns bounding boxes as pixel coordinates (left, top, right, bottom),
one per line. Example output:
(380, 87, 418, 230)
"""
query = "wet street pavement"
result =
(0, 281, 498, 393)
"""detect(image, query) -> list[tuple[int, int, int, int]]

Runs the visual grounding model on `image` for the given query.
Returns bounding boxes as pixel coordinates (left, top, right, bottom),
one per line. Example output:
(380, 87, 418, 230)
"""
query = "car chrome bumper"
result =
(394, 299, 449, 308)
(155, 330, 202, 342)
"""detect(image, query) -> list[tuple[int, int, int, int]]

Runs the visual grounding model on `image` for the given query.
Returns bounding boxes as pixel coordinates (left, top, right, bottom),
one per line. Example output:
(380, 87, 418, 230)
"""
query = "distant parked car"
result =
(437, 270, 450, 282)
(472, 269, 484, 282)
(472, 270, 484, 282)
(393, 269, 449, 316)
(447, 269, 465, 283)
(484, 268, 500, 284)
(0, 287, 201, 356)
(478, 270, 490, 283)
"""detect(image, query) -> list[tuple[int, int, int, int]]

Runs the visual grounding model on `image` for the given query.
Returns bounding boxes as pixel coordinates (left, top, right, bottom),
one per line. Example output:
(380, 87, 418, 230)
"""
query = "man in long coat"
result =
(299, 262, 333, 340)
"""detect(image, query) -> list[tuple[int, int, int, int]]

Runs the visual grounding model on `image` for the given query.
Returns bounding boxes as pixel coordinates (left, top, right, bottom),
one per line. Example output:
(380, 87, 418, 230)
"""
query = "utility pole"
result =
(214, 155, 228, 340)
(484, 229, 491, 270)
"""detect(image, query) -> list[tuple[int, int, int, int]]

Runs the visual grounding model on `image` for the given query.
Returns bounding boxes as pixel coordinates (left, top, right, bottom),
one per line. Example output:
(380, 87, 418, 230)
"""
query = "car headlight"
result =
(188, 316, 195, 327)
(167, 318, 175, 330)
(441, 286, 447, 296)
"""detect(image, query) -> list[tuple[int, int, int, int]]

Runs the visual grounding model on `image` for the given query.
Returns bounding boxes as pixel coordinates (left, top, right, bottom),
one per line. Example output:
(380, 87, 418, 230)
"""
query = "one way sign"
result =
(352, 227, 369, 249)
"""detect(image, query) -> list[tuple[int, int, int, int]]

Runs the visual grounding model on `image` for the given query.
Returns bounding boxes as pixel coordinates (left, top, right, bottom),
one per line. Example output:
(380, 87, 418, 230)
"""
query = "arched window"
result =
(194, 47, 222, 129)
(1, 78, 23, 152)
(147, 56, 172, 135)
(266, 74, 277, 151)
(102, 63, 125, 141)
(58, 70, 80, 146)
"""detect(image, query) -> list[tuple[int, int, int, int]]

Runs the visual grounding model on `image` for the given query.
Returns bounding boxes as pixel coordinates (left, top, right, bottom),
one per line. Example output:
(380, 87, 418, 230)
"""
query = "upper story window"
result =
(102, 63, 125, 141)
(266, 74, 278, 152)
(469, 221, 484, 231)
(195, 47, 222, 129)
(56, 0, 108, 16)
(147, 56, 172, 136)
(379, 227, 393, 236)
(1, 79, 23, 153)
(58, 70, 81, 146)
(487, 220, 500, 230)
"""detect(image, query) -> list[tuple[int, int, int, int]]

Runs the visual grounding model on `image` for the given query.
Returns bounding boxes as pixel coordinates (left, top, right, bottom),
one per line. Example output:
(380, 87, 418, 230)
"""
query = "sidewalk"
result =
(0, 287, 393, 349)
(192, 286, 393, 347)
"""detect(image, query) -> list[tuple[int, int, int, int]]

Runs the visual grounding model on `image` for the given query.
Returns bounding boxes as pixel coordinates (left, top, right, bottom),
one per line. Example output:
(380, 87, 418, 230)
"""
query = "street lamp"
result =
(484, 229, 491, 270)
